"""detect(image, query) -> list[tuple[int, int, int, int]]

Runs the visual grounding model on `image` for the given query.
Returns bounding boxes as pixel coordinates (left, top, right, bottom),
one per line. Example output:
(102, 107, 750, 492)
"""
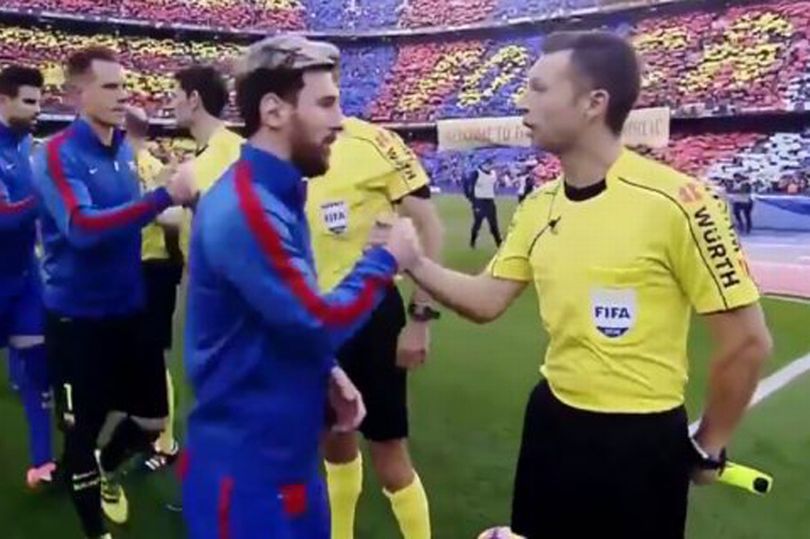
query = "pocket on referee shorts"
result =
(586, 266, 646, 344)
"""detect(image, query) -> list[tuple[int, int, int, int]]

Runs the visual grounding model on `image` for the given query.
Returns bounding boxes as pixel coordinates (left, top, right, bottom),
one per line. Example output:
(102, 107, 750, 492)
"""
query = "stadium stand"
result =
(3, 1, 808, 123)
(1, 0, 612, 32)
(2, 0, 809, 196)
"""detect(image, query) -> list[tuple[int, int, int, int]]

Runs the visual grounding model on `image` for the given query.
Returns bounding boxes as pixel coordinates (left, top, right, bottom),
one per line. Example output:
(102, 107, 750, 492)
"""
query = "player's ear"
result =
(585, 88, 609, 123)
(260, 92, 289, 130)
(189, 90, 202, 112)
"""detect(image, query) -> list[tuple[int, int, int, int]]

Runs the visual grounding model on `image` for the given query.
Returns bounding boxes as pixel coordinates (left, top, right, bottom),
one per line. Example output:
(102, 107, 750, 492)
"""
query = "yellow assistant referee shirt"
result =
(306, 117, 430, 291)
(179, 125, 244, 257)
(137, 147, 170, 261)
(489, 149, 759, 414)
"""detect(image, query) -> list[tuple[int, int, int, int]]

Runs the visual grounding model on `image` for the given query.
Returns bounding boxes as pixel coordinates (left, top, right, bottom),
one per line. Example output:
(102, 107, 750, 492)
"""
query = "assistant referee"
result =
(406, 31, 772, 538)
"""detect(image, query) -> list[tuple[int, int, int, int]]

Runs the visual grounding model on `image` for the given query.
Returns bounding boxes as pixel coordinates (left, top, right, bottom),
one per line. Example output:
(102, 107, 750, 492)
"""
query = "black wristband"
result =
(407, 303, 441, 322)
(689, 437, 727, 470)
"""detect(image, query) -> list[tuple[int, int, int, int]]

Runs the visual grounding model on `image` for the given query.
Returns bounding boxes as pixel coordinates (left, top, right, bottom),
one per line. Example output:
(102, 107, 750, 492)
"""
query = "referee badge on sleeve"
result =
(591, 288, 637, 338)
(321, 200, 348, 235)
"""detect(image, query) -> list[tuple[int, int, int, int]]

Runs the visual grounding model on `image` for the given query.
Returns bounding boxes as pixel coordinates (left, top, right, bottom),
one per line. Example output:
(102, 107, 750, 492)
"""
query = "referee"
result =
(170, 64, 244, 258)
(307, 107, 443, 539)
(405, 31, 772, 538)
(125, 107, 184, 472)
(32, 47, 195, 539)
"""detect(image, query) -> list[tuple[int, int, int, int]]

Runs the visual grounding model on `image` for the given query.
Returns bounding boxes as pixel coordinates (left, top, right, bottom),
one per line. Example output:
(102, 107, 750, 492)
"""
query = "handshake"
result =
(155, 159, 199, 207)
(367, 216, 424, 272)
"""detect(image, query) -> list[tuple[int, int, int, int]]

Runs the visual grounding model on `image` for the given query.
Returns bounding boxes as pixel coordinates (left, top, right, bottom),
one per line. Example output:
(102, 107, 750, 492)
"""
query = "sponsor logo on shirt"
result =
(591, 288, 637, 338)
(693, 205, 741, 289)
(321, 200, 348, 235)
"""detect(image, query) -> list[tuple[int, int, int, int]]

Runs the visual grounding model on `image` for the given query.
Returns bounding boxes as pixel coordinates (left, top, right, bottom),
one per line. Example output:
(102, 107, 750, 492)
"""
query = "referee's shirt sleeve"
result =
(669, 181, 760, 314)
(487, 201, 534, 282)
(379, 130, 430, 201)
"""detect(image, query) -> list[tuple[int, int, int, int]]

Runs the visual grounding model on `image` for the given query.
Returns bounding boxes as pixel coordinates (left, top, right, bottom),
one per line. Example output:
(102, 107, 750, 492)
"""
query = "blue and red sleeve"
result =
(204, 161, 398, 363)
(32, 131, 173, 249)
(0, 176, 38, 231)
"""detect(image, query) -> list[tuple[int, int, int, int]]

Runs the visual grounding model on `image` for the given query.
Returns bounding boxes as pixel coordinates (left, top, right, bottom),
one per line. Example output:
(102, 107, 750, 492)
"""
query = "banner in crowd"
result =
(437, 107, 671, 151)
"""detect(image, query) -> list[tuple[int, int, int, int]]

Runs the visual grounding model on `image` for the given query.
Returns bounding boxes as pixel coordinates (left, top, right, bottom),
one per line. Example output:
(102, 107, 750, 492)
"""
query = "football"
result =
(477, 526, 518, 539)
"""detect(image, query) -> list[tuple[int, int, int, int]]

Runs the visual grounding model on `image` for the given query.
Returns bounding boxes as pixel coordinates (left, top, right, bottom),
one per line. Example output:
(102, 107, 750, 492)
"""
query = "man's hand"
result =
(396, 321, 430, 369)
(154, 155, 180, 188)
(165, 162, 198, 206)
(328, 366, 366, 433)
(691, 468, 720, 486)
(383, 217, 422, 270)
(364, 215, 394, 252)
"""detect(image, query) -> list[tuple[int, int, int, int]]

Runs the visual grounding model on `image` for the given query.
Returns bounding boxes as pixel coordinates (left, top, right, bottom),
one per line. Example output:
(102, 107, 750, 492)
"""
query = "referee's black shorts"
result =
(336, 285, 407, 442)
(511, 381, 691, 539)
(46, 310, 168, 430)
(142, 258, 184, 352)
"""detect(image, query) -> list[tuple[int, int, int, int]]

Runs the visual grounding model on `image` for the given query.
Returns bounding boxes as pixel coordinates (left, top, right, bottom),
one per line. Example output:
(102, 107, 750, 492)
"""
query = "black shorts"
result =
(336, 285, 407, 442)
(142, 259, 183, 351)
(511, 381, 691, 539)
(45, 311, 168, 428)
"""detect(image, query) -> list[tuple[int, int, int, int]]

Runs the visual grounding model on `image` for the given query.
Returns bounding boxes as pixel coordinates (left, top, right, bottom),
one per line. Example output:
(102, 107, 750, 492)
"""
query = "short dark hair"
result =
(542, 31, 641, 135)
(66, 46, 119, 80)
(236, 66, 330, 137)
(174, 65, 229, 118)
(0, 65, 44, 97)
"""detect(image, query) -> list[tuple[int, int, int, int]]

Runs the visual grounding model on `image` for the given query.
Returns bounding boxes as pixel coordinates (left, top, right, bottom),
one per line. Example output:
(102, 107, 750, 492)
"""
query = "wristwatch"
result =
(689, 437, 727, 470)
(407, 303, 441, 322)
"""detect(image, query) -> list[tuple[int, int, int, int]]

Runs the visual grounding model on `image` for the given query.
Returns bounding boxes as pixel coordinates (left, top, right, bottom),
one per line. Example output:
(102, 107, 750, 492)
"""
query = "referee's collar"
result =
(564, 178, 606, 201)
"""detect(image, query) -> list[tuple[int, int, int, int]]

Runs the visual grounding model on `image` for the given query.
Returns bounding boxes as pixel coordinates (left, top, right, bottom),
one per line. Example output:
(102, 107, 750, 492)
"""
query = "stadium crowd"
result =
(3, 0, 810, 195)
(2, 0, 809, 123)
(5, 0, 602, 32)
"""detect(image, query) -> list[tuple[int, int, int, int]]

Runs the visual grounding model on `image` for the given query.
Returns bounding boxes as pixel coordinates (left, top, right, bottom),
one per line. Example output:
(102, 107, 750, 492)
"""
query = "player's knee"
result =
(131, 415, 167, 441)
(370, 439, 415, 491)
(323, 431, 360, 464)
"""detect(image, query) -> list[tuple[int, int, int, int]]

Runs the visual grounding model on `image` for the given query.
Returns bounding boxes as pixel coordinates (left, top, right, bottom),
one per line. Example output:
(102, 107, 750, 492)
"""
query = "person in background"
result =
(469, 161, 502, 249)
(517, 168, 536, 203)
(729, 174, 754, 235)
(0, 64, 57, 489)
(125, 106, 184, 472)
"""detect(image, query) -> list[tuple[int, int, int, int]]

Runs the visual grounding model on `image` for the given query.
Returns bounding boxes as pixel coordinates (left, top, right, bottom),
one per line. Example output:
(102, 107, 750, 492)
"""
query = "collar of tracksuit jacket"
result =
(0, 118, 27, 148)
(239, 142, 308, 210)
(69, 116, 127, 156)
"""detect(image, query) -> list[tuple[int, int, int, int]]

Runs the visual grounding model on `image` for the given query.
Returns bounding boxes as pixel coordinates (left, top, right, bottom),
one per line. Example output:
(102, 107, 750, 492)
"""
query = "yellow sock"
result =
(325, 453, 363, 539)
(385, 473, 431, 539)
(156, 368, 175, 453)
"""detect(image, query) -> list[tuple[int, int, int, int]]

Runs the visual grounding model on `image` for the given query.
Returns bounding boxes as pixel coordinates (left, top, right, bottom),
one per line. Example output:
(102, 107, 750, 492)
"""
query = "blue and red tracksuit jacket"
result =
(31, 117, 173, 318)
(0, 122, 38, 298)
(184, 143, 398, 488)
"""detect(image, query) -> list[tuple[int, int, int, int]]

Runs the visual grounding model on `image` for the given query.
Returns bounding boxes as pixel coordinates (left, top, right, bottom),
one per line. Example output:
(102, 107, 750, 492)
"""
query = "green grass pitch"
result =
(1, 196, 808, 538)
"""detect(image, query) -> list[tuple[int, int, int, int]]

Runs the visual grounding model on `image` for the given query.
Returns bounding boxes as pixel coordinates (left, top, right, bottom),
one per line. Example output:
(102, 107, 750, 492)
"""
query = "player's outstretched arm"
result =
(408, 257, 526, 324)
(0, 176, 38, 230)
(693, 303, 772, 459)
(33, 139, 174, 249)
(208, 193, 417, 362)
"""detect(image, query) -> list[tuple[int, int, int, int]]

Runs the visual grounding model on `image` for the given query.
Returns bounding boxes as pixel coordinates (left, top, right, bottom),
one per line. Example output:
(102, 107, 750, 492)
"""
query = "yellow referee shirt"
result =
(179, 125, 244, 257)
(489, 149, 759, 414)
(190, 125, 244, 193)
(306, 117, 430, 291)
(137, 148, 170, 261)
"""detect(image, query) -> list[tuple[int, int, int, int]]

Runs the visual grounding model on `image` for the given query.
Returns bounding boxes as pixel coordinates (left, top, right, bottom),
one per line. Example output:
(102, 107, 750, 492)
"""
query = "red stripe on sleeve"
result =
(0, 195, 35, 214)
(233, 160, 389, 327)
(217, 476, 234, 539)
(46, 131, 157, 232)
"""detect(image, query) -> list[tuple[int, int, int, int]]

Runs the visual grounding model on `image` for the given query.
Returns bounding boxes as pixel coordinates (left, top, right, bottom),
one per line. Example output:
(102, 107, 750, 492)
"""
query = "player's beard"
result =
(289, 118, 331, 178)
(7, 115, 34, 135)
